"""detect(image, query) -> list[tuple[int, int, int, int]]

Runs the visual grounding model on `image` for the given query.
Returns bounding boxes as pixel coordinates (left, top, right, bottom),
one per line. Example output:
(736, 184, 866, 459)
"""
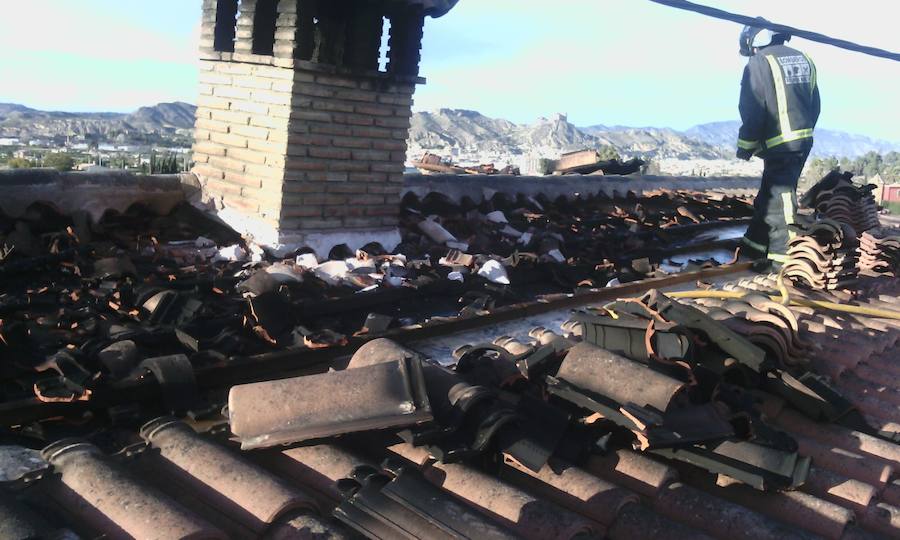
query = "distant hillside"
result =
(408, 109, 900, 162)
(127, 102, 197, 131)
(580, 125, 726, 160)
(408, 110, 726, 160)
(687, 120, 900, 158)
(0, 102, 196, 143)
(1, 101, 895, 161)
(410, 109, 523, 153)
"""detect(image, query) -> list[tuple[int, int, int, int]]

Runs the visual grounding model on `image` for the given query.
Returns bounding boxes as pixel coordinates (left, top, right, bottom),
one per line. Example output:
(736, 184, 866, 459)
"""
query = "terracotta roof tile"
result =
(41, 439, 225, 540)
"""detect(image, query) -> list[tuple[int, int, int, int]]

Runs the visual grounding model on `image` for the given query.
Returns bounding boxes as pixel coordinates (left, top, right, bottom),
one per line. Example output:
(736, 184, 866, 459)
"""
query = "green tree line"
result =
(2, 152, 188, 174)
(806, 151, 900, 182)
(3, 153, 75, 171)
(146, 153, 184, 174)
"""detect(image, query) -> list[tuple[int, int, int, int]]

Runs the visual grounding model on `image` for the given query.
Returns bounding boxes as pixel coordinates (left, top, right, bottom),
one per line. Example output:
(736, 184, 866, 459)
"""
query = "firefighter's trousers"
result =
(742, 150, 811, 262)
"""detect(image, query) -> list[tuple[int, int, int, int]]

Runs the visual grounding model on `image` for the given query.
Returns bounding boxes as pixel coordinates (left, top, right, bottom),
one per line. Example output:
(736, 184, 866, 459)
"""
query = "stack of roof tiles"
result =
(859, 228, 900, 277)
(784, 219, 859, 290)
(687, 272, 900, 438)
(802, 170, 880, 235)
(687, 292, 810, 369)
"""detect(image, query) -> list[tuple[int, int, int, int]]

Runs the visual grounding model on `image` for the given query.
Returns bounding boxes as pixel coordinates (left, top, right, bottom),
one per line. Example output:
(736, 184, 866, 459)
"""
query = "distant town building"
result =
(871, 174, 900, 204)
(882, 185, 900, 204)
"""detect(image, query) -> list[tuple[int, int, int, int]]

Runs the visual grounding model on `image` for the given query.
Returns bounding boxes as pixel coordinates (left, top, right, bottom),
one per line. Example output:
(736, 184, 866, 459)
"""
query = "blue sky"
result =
(0, 1, 897, 141)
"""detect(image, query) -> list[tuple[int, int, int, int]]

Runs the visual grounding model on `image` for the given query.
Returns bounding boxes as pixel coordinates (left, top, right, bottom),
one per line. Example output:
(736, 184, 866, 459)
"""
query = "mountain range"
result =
(408, 110, 726, 161)
(0, 102, 896, 160)
(0, 102, 196, 143)
(408, 109, 900, 161)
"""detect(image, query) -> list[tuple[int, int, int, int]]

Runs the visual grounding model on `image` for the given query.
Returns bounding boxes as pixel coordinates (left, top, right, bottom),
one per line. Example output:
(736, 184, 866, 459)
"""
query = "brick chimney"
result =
(192, 0, 454, 254)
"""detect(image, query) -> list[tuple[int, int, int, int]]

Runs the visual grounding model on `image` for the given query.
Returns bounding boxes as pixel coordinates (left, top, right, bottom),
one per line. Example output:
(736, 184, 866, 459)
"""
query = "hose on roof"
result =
(647, 0, 900, 62)
(668, 290, 900, 320)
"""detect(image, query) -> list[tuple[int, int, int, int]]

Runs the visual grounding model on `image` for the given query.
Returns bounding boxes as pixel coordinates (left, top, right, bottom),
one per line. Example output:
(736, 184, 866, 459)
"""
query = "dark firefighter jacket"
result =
(738, 44, 821, 157)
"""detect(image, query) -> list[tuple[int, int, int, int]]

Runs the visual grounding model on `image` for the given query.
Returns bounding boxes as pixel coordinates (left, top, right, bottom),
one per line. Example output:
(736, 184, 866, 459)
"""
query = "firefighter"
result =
(736, 18, 821, 267)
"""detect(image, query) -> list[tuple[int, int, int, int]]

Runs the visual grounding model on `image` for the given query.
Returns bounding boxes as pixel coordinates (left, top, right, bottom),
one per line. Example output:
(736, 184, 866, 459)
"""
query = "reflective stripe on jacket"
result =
(737, 44, 821, 156)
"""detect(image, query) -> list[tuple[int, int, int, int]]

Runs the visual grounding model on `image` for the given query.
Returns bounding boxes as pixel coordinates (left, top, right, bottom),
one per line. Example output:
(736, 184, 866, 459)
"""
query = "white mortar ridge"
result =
(208, 203, 401, 259)
(277, 228, 403, 260)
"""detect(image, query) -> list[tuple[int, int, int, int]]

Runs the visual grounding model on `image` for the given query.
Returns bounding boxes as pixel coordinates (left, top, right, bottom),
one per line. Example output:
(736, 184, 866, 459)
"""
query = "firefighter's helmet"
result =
(740, 17, 791, 56)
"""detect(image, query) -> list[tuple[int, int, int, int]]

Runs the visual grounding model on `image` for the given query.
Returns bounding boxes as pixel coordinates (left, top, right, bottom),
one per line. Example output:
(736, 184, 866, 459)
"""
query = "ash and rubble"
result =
(0, 189, 753, 405)
(5, 276, 900, 539)
(5, 174, 900, 539)
(220, 272, 900, 539)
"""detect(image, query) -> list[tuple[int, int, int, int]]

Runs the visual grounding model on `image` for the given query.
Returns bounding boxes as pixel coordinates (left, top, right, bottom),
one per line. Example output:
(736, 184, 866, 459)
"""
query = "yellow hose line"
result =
(667, 290, 900, 320)
(794, 298, 900, 320)
(775, 267, 791, 307)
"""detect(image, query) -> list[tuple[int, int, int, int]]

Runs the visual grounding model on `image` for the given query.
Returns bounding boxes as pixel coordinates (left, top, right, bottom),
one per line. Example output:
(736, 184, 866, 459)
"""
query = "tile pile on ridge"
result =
(859, 228, 900, 277)
(784, 219, 860, 291)
(701, 272, 900, 436)
(3, 273, 900, 538)
(686, 290, 811, 369)
(801, 170, 881, 235)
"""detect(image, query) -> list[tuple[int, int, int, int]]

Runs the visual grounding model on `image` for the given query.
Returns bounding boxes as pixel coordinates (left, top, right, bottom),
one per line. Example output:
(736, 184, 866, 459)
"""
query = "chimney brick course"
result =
(193, 0, 427, 250)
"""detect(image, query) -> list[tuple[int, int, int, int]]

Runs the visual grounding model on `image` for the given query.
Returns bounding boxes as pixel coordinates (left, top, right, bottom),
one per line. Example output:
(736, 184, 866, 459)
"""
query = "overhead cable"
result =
(647, 0, 900, 62)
